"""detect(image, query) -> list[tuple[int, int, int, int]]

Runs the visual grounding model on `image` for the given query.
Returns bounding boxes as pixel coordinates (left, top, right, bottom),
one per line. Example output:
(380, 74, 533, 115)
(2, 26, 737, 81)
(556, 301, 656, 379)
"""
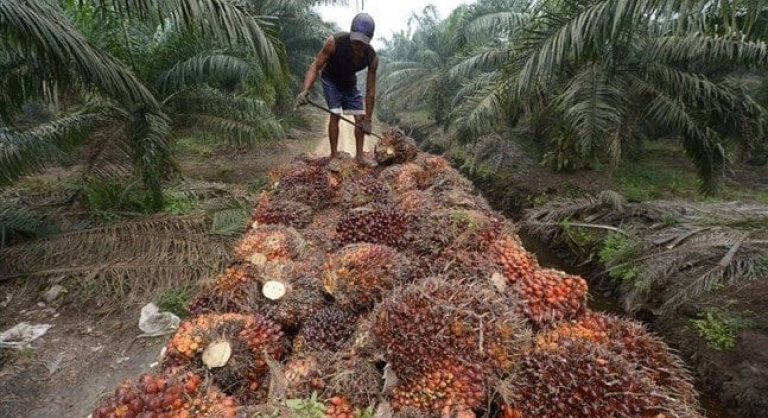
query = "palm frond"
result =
(168, 86, 284, 144)
(0, 0, 158, 107)
(211, 207, 248, 236)
(556, 64, 628, 164)
(0, 214, 230, 279)
(154, 53, 254, 96)
(0, 112, 98, 185)
(461, 11, 531, 44)
(0, 49, 53, 123)
(643, 33, 768, 67)
(632, 75, 725, 193)
(451, 72, 506, 141)
(99, 0, 283, 76)
(124, 107, 171, 209)
(448, 46, 513, 78)
(522, 197, 768, 314)
(0, 204, 58, 244)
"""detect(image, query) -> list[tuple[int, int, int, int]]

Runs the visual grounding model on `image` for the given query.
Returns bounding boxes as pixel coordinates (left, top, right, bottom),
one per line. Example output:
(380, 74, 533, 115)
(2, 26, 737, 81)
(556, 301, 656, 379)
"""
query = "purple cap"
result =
(350, 13, 375, 45)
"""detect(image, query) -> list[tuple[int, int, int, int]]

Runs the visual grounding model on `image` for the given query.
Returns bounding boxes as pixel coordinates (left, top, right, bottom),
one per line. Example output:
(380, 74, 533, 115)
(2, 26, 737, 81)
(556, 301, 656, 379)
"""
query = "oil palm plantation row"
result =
(0, 0, 345, 301)
(0, 0, 342, 208)
(378, 0, 768, 194)
(1, 0, 344, 244)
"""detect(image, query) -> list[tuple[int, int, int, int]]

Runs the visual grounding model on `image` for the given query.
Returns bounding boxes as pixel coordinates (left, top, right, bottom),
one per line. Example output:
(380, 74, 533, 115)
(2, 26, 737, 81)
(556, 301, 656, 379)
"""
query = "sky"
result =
(315, 0, 475, 48)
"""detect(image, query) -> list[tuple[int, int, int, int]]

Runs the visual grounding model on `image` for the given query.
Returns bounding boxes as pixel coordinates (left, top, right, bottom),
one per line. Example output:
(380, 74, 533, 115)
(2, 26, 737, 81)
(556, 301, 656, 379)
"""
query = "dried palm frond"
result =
(522, 196, 768, 313)
(623, 227, 767, 313)
(0, 214, 234, 308)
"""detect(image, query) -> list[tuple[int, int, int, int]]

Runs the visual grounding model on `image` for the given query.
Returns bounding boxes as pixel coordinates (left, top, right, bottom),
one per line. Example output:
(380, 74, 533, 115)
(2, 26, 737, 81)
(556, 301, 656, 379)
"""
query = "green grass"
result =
(398, 108, 433, 126)
(615, 162, 701, 202)
(174, 134, 219, 160)
(690, 310, 751, 350)
(599, 232, 641, 281)
(162, 192, 199, 215)
(86, 178, 155, 217)
(613, 140, 768, 203)
(157, 288, 192, 318)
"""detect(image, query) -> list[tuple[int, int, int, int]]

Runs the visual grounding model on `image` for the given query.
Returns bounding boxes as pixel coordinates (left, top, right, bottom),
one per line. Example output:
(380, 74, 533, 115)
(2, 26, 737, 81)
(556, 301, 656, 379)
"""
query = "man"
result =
(296, 13, 379, 167)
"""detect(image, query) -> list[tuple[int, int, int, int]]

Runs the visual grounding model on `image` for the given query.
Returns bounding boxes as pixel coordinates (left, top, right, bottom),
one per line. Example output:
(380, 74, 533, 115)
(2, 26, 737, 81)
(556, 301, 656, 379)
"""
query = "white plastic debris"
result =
(0, 322, 52, 349)
(138, 303, 180, 337)
(42, 284, 66, 303)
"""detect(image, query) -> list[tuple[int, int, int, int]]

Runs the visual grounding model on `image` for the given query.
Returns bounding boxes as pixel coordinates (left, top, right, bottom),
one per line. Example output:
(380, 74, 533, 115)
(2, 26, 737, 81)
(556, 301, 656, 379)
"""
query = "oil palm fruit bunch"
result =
(429, 249, 502, 283)
(390, 359, 485, 417)
(407, 209, 496, 257)
(534, 312, 610, 351)
(271, 163, 333, 209)
(164, 313, 286, 401)
(379, 163, 424, 195)
(291, 152, 332, 168)
(251, 193, 313, 229)
(374, 128, 418, 166)
(91, 372, 238, 418)
(446, 210, 505, 253)
(322, 243, 410, 309)
(187, 264, 262, 316)
(413, 154, 452, 180)
(233, 225, 306, 264)
(339, 175, 391, 209)
(501, 338, 703, 418)
(251, 260, 327, 329)
(335, 204, 411, 248)
(490, 234, 538, 283)
(282, 350, 380, 409)
(405, 211, 460, 257)
(395, 190, 440, 217)
(413, 154, 474, 193)
(373, 277, 528, 381)
(434, 188, 492, 213)
(295, 306, 359, 352)
(515, 267, 588, 326)
(325, 395, 357, 418)
(327, 354, 382, 409)
(546, 312, 697, 403)
(348, 312, 381, 359)
(187, 294, 218, 316)
(283, 355, 326, 399)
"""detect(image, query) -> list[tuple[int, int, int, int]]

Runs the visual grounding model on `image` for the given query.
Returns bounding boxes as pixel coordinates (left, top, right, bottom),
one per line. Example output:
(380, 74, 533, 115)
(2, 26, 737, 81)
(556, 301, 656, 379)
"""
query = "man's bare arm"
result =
(365, 55, 379, 119)
(301, 36, 335, 93)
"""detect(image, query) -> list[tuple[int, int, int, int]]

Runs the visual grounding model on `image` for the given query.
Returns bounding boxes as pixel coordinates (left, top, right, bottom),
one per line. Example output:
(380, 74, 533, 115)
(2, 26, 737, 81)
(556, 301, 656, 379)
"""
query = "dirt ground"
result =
(0, 296, 167, 418)
(0, 110, 371, 418)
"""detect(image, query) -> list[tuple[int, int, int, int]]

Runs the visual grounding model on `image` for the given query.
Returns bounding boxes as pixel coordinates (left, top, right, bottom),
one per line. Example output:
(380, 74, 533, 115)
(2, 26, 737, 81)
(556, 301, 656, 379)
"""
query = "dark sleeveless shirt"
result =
(321, 32, 376, 90)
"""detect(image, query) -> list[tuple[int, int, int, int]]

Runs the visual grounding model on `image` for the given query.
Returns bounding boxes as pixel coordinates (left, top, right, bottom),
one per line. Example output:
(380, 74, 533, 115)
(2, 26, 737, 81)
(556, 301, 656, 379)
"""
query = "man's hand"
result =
(360, 116, 372, 134)
(296, 90, 309, 107)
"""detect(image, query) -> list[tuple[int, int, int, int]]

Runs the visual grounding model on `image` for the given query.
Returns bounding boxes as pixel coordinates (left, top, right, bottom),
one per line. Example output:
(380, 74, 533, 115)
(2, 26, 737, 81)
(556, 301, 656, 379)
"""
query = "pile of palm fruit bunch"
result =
(92, 128, 705, 418)
(91, 371, 238, 418)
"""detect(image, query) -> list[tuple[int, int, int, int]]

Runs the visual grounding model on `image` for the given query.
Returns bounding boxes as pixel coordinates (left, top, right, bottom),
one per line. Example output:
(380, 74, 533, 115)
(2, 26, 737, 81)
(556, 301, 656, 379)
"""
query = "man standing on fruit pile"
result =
(296, 13, 378, 167)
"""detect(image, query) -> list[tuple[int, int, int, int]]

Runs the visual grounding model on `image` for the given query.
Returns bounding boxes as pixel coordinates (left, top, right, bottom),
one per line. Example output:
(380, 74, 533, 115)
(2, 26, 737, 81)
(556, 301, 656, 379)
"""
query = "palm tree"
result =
(447, 0, 768, 193)
(378, 5, 469, 128)
(0, 0, 287, 209)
